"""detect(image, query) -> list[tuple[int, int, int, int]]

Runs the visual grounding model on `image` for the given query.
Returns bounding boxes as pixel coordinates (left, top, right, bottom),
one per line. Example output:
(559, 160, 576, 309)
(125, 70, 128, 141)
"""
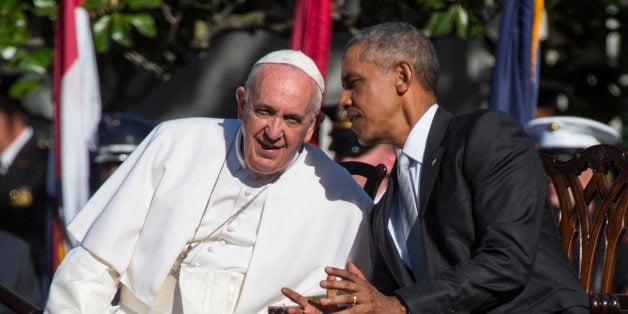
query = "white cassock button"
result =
(227, 226, 234, 232)
(207, 246, 214, 252)
(244, 190, 252, 196)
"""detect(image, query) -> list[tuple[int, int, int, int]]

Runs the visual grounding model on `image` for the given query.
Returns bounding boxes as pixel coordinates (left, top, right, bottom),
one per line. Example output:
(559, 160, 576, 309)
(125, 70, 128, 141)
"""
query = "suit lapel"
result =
(373, 176, 415, 287)
(372, 107, 454, 287)
(419, 108, 452, 213)
(408, 108, 451, 279)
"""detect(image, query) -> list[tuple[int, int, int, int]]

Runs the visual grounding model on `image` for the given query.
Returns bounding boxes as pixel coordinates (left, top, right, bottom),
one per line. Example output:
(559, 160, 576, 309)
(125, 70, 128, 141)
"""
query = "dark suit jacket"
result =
(0, 134, 49, 281)
(0, 231, 42, 313)
(370, 108, 589, 313)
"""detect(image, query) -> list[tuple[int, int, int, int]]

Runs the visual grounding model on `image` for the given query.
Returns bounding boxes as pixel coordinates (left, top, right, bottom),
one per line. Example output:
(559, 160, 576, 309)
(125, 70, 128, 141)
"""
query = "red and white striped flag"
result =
(51, 0, 101, 265)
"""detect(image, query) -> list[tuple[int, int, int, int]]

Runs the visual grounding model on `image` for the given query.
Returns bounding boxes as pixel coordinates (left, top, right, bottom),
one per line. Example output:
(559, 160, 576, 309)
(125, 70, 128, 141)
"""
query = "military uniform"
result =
(0, 231, 42, 312)
(91, 112, 156, 191)
(322, 106, 372, 160)
(0, 131, 49, 280)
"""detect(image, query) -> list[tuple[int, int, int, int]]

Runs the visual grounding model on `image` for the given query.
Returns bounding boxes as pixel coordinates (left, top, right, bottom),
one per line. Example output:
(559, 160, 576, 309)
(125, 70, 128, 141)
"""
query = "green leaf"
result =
(469, 24, 484, 39)
(426, 7, 455, 37)
(453, 4, 469, 38)
(126, 0, 162, 10)
(32, 0, 57, 16)
(16, 50, 51, 74)
(0, 46, 17, 60)
(0, 0, 24, 15)
(0, 11, 30, 48)
(6, 47, 53, 74)
(111, 13, 132, 47)
(31, 47, 53, 69)
(127, 13, 156, 38)
(9, 78, 40, 98)
(417, 0, 446, 11)
(93, 15, 112, 52)
(83, 0, 109, 11)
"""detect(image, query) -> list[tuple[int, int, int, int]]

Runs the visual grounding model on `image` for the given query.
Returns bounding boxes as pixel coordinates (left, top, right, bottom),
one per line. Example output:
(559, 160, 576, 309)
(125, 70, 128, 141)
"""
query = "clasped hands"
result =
(280, 262, 407, 314)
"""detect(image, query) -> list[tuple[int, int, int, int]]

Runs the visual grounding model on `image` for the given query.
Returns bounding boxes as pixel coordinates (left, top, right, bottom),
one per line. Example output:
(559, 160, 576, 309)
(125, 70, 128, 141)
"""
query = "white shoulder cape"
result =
(68, 118, 373, 313)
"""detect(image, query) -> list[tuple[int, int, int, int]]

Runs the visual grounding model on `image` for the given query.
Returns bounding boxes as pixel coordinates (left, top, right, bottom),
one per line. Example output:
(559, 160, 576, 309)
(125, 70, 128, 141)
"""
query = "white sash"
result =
(178, 266, 245, 313)
(118, 268, 244, 314)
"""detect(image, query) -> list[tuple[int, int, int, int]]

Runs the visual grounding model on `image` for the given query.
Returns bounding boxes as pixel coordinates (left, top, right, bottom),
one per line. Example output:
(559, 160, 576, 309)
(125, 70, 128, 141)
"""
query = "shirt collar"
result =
(399, 104, 439, 164)
(1, 126, 33, 170)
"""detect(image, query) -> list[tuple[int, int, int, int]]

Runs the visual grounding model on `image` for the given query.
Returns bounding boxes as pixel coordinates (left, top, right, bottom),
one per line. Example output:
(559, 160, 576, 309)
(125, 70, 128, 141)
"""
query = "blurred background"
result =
(1, 0, 626, 145)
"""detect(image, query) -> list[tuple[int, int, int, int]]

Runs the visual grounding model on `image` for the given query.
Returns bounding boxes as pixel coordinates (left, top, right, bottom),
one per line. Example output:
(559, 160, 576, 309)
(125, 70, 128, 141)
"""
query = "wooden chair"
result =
(339, 161, 388, 200)
(540, 144, 628, 313)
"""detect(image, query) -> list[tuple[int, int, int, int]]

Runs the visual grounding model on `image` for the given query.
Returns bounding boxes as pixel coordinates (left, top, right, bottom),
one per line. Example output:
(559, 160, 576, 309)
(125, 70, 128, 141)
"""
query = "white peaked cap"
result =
(526, 116, 620, 149)
(254, 50, 325, 94)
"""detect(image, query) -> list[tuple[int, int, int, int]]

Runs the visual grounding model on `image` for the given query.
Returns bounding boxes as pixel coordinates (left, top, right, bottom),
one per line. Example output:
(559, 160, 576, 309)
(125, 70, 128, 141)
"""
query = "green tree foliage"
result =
(0, 0, 55, 97)
(84, 0, 160, 53)
(540, 0, 627, 125)
(0, 0, 489, 94)
(0, 0, 626, 140)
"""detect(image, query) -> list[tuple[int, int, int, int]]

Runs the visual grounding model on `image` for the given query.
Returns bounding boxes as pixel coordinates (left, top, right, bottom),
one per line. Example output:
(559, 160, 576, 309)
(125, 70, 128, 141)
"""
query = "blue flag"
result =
(489, 0, 543, 126)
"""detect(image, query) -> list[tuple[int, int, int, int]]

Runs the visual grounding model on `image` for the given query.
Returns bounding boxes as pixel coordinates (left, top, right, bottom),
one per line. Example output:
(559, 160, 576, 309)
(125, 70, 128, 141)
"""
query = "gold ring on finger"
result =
(352, 294, 358, 306)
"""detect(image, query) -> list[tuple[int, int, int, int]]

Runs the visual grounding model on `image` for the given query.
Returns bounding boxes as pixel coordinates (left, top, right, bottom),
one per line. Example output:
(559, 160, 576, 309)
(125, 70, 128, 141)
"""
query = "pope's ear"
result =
(236, 87, 246, 119)
(395, 62, 413, 94)
(302, 112, 322, 143)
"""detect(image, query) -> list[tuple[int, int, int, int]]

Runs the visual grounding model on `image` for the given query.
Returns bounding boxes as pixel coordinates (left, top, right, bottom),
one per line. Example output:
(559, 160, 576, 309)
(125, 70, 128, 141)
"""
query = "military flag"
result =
(289, 0, 332, 146)
(50, 0, 101, 270)
(489, 0, 544, 126)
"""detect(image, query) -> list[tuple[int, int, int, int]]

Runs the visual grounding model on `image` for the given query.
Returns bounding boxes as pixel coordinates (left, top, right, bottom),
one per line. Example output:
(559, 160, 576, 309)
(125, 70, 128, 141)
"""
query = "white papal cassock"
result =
(45, 118, 372, 313)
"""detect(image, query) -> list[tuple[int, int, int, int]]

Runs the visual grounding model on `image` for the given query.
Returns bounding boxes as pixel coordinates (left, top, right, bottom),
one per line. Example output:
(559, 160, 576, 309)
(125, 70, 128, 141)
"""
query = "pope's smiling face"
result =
(236, 63, 318, 176)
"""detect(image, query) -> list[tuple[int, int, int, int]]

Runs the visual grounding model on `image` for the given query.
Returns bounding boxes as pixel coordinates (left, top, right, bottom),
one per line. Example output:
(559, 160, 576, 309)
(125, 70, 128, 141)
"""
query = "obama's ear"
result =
(395, 61, 413, 95)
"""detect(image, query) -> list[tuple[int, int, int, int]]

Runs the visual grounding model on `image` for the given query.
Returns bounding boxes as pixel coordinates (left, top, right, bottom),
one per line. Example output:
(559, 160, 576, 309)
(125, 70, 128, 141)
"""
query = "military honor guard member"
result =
(0, 92, 49, 282)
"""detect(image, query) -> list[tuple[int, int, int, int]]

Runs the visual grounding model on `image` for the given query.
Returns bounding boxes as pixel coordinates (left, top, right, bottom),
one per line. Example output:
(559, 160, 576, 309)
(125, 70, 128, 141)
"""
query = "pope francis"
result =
(45, 50, 373, 313)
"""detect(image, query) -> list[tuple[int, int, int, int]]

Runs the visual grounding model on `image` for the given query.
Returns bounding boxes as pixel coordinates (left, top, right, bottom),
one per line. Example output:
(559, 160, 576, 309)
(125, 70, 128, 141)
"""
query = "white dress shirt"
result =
(0, 126, 33, 175)
(388, 104, 438, 267)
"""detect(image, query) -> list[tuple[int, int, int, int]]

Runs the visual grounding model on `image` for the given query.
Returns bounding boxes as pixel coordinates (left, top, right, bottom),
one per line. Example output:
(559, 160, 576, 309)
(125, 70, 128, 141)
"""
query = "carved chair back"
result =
(540, 144, 628, 312)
